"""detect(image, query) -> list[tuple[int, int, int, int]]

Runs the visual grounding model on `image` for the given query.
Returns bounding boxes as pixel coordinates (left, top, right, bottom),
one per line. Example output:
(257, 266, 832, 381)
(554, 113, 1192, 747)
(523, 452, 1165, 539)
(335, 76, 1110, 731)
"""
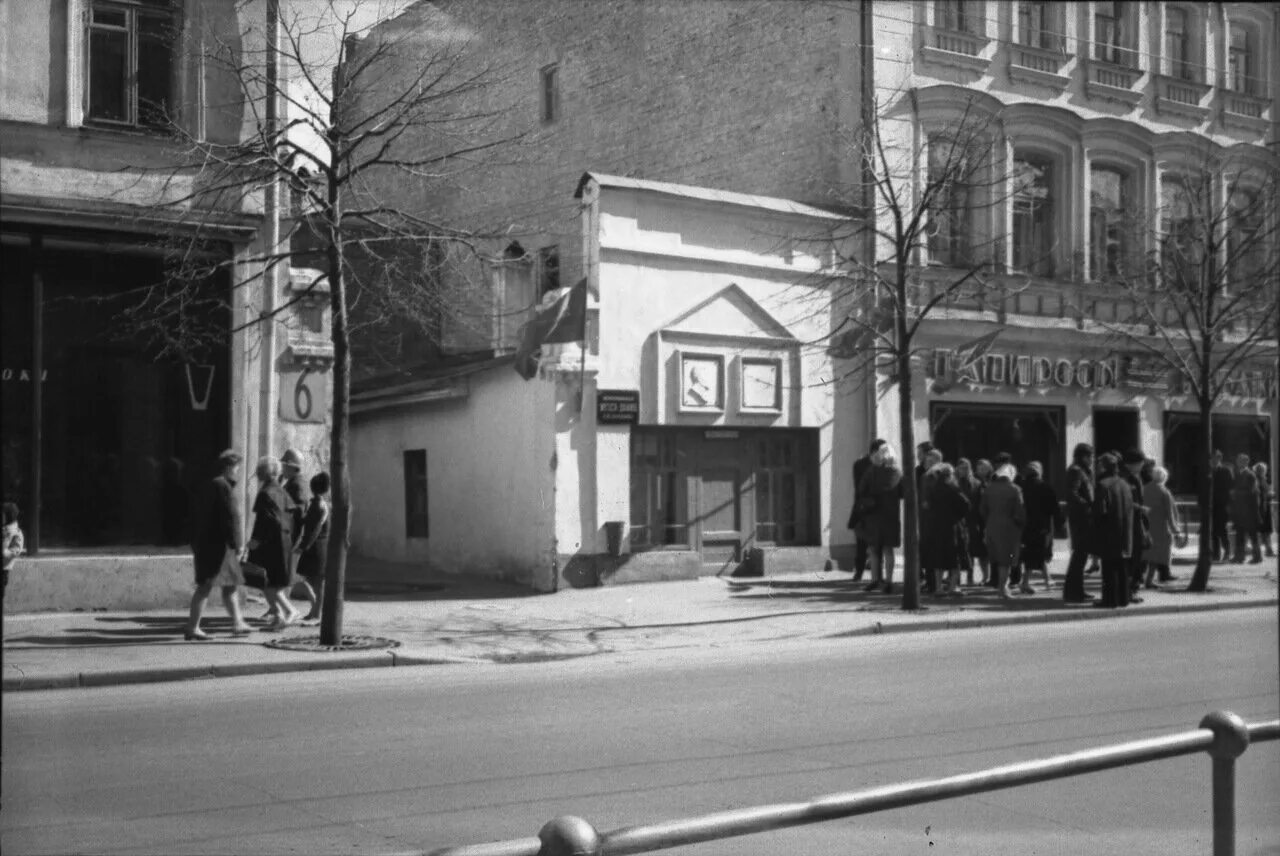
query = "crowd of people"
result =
(847, 439, 1275, 607)
(184, 447, 332, 640)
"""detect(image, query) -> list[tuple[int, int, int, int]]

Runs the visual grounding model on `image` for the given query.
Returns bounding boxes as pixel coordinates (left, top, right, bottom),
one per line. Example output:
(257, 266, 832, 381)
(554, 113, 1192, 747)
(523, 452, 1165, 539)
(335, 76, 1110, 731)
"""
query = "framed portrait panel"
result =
(740, 357, 782, 412)
(679, 353, 724, 411)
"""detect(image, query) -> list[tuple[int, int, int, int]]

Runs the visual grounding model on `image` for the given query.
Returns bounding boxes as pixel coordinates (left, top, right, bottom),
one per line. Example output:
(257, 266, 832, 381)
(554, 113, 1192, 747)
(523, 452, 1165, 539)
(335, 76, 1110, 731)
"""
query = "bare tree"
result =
(119, 0, 526, 644)
(820, 96, 1022, 611)
(1086, 148, 1279, 592)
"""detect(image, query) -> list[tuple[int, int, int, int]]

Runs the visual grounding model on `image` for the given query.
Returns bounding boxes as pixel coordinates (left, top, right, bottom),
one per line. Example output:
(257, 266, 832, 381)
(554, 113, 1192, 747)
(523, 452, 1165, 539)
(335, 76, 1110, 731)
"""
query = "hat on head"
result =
(1122, 448, 1145, 465)
(281, 448, 304, 469)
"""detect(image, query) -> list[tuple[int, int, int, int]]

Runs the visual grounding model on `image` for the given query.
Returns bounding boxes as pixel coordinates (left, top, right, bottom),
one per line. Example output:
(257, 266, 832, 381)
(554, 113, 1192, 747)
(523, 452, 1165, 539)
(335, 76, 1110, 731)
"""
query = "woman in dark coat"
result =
(247, 455, 300, 629)
(1020, 461, 1063, 594)
(1255, 463, 1275, 558)
(968, 459, 993, 585)
(954, 458, 980, 584)
(294, 471, 331, 622)
(857, 444, 904, 594)
(924, 462, 971, 596)
(184, 450, 252, 640)
(980, 462, 1026, 599)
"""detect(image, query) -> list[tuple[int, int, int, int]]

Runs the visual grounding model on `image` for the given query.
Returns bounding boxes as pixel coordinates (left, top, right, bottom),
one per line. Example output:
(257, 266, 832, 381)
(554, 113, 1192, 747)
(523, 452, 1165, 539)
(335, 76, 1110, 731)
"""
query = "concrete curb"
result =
(4, 597, 1274, 693)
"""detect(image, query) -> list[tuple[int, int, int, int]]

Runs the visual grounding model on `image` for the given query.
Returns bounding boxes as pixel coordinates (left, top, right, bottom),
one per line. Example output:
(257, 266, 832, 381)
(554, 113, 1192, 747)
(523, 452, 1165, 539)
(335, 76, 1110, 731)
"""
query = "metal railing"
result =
(427, 712, 1279, 856)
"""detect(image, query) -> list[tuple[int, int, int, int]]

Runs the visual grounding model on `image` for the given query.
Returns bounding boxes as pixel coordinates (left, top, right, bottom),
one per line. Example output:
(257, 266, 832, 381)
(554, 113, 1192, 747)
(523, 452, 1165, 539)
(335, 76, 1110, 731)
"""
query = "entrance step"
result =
(730, 546, 832, 578)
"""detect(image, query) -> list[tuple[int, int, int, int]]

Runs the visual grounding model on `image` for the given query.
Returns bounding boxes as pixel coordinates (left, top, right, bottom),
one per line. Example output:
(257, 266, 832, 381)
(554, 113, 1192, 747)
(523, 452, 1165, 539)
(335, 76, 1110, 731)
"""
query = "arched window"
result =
(927, 136, 975, 267)
(1226, 186, 1264, 288)
(1159, 173, 1204, 280)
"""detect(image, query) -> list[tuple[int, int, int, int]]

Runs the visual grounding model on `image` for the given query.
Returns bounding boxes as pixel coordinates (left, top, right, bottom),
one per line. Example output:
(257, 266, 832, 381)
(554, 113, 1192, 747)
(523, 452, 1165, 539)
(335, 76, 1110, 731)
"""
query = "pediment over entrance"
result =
(659, 284, 795, 343)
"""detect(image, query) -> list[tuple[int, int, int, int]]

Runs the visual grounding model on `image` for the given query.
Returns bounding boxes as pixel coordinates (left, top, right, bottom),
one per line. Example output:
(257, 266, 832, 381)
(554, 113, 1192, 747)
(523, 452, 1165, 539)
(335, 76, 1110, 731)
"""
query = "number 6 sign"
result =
(279, 369, 328, 423)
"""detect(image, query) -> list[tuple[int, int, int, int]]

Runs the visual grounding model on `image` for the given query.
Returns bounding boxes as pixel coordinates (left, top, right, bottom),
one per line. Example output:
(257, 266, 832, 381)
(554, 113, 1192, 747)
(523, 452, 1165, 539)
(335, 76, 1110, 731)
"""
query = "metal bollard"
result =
(537, 816, 602, 856)
(1200, 711, 1251, 856)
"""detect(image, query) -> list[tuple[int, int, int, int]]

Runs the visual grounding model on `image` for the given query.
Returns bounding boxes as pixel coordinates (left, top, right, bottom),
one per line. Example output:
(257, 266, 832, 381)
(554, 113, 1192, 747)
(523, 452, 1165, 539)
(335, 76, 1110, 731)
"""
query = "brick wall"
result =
(350, 0, 860, 353)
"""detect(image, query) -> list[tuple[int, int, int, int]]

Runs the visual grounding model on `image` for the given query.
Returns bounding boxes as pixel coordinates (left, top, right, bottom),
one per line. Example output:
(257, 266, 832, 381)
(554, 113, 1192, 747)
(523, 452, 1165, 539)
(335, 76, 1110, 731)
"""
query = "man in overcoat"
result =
(1231, 453, 1263, 563)
(1211, 450, 1235, 561)
(848, 438, 886, 581)
(1093, 453, 1134, 609)
(1063, 443, 1095, 603)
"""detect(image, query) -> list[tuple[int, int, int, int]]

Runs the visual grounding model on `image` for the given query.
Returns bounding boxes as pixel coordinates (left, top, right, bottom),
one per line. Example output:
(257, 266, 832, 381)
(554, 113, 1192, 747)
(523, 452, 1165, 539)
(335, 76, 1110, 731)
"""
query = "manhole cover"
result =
(263, 634, 401, 653)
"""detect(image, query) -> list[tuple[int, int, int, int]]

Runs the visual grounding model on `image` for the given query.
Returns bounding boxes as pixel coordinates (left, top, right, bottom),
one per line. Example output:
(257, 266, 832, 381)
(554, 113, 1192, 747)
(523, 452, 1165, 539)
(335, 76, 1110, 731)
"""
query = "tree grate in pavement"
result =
(263, 634, 402, 652)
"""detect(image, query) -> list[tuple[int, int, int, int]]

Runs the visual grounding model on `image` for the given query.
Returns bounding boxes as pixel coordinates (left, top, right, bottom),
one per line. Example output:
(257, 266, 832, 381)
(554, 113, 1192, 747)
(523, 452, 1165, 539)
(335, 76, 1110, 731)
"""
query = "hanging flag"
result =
(513, 278, 588, 380)
(954, 328, 1002, 367)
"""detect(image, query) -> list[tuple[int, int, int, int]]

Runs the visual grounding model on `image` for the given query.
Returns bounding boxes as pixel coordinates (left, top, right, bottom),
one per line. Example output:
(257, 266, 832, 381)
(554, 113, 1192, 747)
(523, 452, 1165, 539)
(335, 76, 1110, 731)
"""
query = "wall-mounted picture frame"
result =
(740, 357, 782, 412)
(679, 352, 724, 411)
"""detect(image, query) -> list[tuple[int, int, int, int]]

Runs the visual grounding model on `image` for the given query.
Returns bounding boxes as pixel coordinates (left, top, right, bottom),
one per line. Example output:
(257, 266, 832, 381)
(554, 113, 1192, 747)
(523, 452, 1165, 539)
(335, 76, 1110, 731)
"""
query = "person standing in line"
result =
(848, 439, 886, 582)
(3, 501, 26, 600)
(1062, 443, 1096, 603)
(1019, 462, 1062, 594)
(857, 443, 904, 594)
(980, 460, 1025, 600)
(1120, 450, 1151, 603)
(294, 471, 331, 623)
(1254, 462, 1275, 558)
(1230, 453, 1263, 564)
(918, 447, 944, 593)
(1211, 450, 1235, 562)
(968, 458, 994, 585)
(1093, 453, 1134, 609)
(954, 458, 978, 585)
(247, 455, 301, 630)
(184, 450, 253, 640)
(924, 462, 970, 596)
(1142, 466, 1182, 588)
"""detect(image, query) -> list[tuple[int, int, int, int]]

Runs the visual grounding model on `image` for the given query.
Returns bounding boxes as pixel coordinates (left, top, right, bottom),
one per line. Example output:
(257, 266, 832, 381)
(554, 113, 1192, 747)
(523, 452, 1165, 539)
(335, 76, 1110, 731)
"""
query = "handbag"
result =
(241, 560, 268, 591)
(1174, 530, 1189, 550)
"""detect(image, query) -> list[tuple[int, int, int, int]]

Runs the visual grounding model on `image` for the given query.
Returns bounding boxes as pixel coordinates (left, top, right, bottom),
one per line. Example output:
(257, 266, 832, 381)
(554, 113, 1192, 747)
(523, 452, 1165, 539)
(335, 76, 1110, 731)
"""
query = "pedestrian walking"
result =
(918, 448, 944, 593)
(1062, 443, 1095, 603)
(1211, 450, 1234, 562)
(3, 501, 26, 600)
(1019, 461, 1062, 594)
(294, 471, 331, 622)
(923, 462, 970, 596)
(856, 443, 904, 594)
(246, 455, 301, 630)
(1142, 466, 1182, 588)
(1255, 462, 1275, 558)
(1093, 453, 1134, 609)
(848, 439, 886, 582)
(1231, 453, 1263, 564)
(184, 450, 252, 640)
(980, 461, 1025, 600)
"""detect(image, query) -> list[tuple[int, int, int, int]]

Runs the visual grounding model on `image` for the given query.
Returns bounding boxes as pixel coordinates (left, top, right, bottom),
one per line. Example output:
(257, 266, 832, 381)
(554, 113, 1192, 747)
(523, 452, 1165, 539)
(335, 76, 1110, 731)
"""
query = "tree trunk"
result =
(897, 329, 919, 611)
(320, 221, 350, 646)
(1187, 389, 1215, 592)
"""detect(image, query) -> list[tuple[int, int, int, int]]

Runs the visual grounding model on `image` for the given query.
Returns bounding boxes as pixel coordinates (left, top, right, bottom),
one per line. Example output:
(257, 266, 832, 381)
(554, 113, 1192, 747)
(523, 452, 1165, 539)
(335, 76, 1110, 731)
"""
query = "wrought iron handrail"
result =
(427, 713, 1279, 856)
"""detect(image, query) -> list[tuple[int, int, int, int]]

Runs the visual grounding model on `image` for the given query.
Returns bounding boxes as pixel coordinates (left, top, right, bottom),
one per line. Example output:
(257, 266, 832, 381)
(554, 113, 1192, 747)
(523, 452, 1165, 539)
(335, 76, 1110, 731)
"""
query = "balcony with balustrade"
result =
(1155, 72, 1213, 122)
(920, 25, 992, 74)
(1008, 40, 1073, 91)
(1221, 77, 1271, 133)
(1083, 44, 1145, 107)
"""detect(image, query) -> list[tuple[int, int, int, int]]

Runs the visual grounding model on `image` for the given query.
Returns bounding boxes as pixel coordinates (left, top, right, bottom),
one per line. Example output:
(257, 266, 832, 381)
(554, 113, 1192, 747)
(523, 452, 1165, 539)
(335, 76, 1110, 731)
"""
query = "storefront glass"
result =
(1162, 412, 1272, 497)
(3, 239, 230, 551)
(930, 403, 1067, 492)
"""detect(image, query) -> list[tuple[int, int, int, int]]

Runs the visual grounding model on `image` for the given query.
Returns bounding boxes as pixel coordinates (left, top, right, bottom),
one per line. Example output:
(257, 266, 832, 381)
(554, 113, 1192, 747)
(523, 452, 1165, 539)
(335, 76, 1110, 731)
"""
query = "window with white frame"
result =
(1017, 1, 1057, 50)
(1160, 175, 1202, 275)
(1164, 7, 1194, 80)
(936, 0, 982, 35)
(1012, 155, 1055, 277)
(1089, 165, 1133, 279)
(1227, 23, 1257, 94)
(927, 136, 975, 267)
(86, 0, 179, 129)
(1093, 1, 1136, 66)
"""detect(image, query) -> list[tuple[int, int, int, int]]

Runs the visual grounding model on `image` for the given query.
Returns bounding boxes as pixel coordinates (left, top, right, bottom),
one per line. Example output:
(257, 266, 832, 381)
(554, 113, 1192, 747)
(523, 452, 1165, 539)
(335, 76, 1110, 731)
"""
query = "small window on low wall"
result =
(403, 449, 428, 539)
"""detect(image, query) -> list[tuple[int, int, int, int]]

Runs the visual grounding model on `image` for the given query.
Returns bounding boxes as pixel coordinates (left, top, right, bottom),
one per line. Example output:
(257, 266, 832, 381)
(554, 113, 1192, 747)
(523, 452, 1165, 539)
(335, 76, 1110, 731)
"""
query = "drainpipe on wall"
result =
(258, 0, 281, 464)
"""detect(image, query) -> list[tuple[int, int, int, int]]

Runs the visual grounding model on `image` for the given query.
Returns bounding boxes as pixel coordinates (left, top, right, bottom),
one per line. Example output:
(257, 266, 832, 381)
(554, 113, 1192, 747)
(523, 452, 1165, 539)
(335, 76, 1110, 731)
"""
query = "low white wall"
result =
(349, 367, 557, 590)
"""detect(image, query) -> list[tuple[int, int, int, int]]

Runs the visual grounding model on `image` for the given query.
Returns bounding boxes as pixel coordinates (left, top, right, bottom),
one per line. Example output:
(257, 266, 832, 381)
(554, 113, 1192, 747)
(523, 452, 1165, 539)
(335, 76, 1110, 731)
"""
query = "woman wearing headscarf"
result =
(1020, 461, 1063, 594)
(970, 459, 994, 586)
(980, 460, 1025, 600)
(856, 443, 904, 594)
(1142, 466, 1183, 588)
(924, 462, 971, 596)
(246, 455, 300, 630)
(954, 458, 978, 585)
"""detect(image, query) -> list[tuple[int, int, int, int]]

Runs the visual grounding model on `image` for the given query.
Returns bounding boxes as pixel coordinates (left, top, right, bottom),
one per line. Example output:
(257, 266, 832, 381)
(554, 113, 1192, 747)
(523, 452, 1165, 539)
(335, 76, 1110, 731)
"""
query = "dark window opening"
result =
(538, 245, 560, 297)
(540, 64, 559, 123)
(404, 449, 428, 538)
(87, 0, 178, 130)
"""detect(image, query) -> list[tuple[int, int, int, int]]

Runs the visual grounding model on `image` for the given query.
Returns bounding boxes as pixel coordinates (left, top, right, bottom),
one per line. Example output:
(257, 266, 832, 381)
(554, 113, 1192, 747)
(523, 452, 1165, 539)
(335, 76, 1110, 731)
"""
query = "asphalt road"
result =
(3, 610, 1277, 856)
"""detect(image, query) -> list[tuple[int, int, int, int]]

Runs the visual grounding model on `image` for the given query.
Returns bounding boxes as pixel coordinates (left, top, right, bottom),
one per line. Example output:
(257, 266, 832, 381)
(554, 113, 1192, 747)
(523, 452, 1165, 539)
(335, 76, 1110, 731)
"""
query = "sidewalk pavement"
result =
(4, 552, 1276, 692)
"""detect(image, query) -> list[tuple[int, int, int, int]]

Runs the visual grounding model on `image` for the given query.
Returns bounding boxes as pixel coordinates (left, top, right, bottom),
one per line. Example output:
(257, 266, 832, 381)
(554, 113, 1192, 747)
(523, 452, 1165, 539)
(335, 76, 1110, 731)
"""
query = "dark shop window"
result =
(540, 63, 559, 123)
(404, 449, 428, 538)
(87, 0, 178, 129)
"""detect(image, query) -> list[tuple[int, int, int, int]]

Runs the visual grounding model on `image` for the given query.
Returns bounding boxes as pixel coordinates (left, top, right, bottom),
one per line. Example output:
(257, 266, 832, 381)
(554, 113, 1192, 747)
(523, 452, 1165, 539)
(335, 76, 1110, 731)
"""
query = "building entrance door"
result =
(930, 403, 1066, 493)
(629, 427, 818, 571)
(1093, 408, 1140, 458)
